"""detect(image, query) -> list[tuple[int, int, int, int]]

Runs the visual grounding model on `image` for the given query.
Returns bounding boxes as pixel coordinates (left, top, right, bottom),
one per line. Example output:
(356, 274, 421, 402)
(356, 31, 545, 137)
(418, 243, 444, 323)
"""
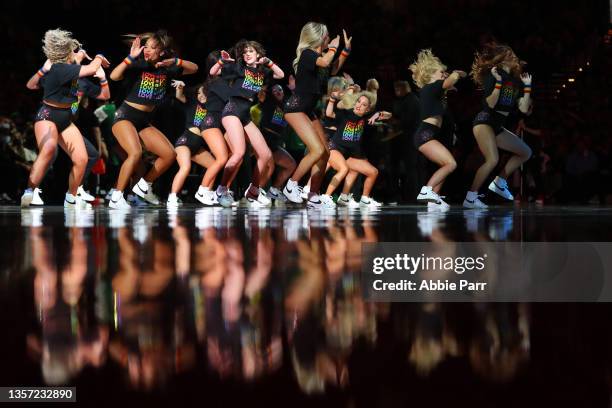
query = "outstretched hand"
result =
(155, 58, 176, 68)
(491, 67, 502, 81)
(220, 50, 235, 62)
(130, 37, 145, 59)
(342, 29, 352, 49)
(520, 72, 532, 86)
(171, 80, 185, 89)
(74, 49, 92, 64)
(329, 35, 340, 49)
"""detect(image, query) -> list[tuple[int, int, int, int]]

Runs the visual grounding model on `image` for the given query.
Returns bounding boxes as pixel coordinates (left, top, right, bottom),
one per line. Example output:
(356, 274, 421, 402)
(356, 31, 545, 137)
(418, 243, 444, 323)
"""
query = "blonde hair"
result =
(42, 28, 81, 63)
(341, 91, 377, 112)
(293, 22, 328, 73)
(327, 76, 348, 96)
(409, 49, 447, 89)
(366, 78, 379, 92)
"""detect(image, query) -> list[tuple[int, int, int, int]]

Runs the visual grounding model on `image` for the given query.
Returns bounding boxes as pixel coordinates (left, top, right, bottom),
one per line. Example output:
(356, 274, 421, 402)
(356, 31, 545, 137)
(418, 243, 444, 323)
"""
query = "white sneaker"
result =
(21, 188, 44, 207)
(167, 194, 182, 208)
(245, 184, 272, 207)
(268, 186, 288, 204)
(217, 188, 234, 208)
(64, 194, 92, 210)
(307, 194, 335, 210)
(463, 191, 488, 209)
(77, 185, 95, 202)
(417, 186, 441, 203)
(132, 178, 160, 205)
(360, 196, 382, 208)
(195, 188, 216, 206)
(488, 177, 514, 201)
(427, 199, 450, 212)
(283, 179, 304, 204)
(337, 193, 358, 208)
(320, 194, 337, 208)
(301, 184, 310, 201)
(109, 190, 131, 209)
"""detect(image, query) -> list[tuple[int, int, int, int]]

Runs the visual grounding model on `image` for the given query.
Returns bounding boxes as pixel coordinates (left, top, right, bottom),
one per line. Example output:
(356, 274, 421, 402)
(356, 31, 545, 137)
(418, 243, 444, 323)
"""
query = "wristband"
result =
(523, 87, 531, 94)
(328, 47, 337, 54)
(37, 68, 47, 77)
(217, 59, 225, 66)
(124, 55, 135, 65)
(494, 81, 502, 90)
(175, 58, 183, 67)
(100, 79, 109, 87)
(341, 48, 351, 57)
(266, 60, 274, 68)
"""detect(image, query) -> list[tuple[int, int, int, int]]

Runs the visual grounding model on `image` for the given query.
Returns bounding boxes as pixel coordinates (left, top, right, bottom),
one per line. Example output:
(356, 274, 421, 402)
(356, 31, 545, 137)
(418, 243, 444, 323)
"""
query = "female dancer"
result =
(282, 22, 341, 209)
(210, 40, 284, 208)
(258, 84, 296, 204)
(22, 28, 109, 208)
(109, 30, 198, 209)
(166, 81, 217, 208)
(324, 91, 391, 208)
(463, 42, 532, 208)
(409, 49, 466, 210)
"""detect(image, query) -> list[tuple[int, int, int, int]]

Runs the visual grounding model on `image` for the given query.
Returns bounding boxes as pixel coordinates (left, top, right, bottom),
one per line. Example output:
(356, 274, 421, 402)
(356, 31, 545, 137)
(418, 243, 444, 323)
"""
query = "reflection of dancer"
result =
(410, 50, 466, 210)
(464, 42, 532, 208)
(22, 29, 110, 208)
(109, 31, 198, 209)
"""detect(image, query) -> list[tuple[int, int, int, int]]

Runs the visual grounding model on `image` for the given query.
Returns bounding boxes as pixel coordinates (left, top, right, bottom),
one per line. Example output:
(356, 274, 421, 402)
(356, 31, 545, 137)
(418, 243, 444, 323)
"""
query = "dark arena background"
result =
(1, 0, 612, 406)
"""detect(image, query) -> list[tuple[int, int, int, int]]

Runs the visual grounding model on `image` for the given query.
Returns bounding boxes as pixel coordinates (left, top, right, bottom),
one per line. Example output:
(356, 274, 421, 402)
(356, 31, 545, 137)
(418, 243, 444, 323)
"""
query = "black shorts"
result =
(472, 109, 507, 135)
(200, 110, 223, 132)
(113, 102, 153, 132)
(414, 122, 441, 148)
(175, 129, 208, 155)
(324, 127, 336, 140)
(35, 104, 72, 133)
(329, 139, 364, 159)
(262, 128, 283, 152)
(222, 97, 252, 126)
(284, 93, 319, 120)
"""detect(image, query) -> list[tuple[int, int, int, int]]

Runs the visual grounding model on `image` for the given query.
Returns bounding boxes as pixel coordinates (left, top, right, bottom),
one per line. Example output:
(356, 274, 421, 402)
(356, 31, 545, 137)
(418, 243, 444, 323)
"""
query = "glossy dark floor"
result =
(1, 205, 612, 407)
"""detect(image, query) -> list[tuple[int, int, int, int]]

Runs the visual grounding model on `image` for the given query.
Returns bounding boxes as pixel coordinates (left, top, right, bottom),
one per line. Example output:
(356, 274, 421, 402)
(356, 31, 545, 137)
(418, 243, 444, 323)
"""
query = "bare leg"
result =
(244, 122, 273, 187)
(220, 116, 246, 188)
(346, 158, 379, 197)
(272, 147, 296, 188)
(201, 128, 229, 188)
(138, 126, 177, 182)
(324, 150, 349, 196)
(58, 124, 89, 195)
(284, 112, 326, 183)
(28, 121, 59, 188)
(170, 146, 192, 194)
(418, 140, 457, 188)
(470, 124, 499, 191)
(496, 129, 532, 178)
(112, 120, 142, 191)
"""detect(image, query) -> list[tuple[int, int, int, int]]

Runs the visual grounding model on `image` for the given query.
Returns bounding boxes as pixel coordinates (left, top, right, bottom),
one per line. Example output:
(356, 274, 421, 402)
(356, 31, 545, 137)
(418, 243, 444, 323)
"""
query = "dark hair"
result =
(471, 42, 524, 88)
(230, 39, 266, 61)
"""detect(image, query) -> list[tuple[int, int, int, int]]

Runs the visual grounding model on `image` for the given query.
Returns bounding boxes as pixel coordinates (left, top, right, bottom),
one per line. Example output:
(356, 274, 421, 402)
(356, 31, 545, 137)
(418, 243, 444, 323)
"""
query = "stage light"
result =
(562, 84, 566, 88)
(568, 78, 575, 82)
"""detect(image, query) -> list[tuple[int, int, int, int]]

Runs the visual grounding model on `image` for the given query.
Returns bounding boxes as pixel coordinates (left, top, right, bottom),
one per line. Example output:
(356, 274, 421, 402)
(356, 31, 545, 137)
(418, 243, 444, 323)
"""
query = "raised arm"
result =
(26, 59, 52, 90)
(485, 67, 503, 109)
(209, 50, 234, 76)
(79, 54, 110, 78)
(93, 67, 111, 100)
(517, 73, 532, 114)
(110, 37, 144, 81)
(316, 35, 340, 68)
(443, 70, 467, 90)
(171, 80, 187, 103)
(331, 29, 352, 75)
(325, 92, 341, 119)
(259, 57, 284, 80)
(156, 57, 199, 75)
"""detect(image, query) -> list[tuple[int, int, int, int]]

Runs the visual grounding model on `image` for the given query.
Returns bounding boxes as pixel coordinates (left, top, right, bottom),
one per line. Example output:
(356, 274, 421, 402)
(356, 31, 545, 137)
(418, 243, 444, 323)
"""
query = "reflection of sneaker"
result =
(77, 185, 95, 202)
(195, 188, 216, 206)
(64, 207, 94, 227)
(463, 191, 488, 208)
(360, 196, 382, 208)
(21, 208, 44, 227)
(417, 211, 445, 237)
(132, 178, 160, 205)
(109, 209, 128, 228)
(464, 209, 486, 233)
(268, 186, 287, 204)
(283, 179, 304, 204)
(489, 213, 514, 241)
(301, 184, 310, 201)
(417, 186, 441, 203)
(488, 177, 513, 201)
(109, 190, 131, 209)
(167, 193, 181, 208)
(64, 194, 92, 210)
(195, 207, 215, 229)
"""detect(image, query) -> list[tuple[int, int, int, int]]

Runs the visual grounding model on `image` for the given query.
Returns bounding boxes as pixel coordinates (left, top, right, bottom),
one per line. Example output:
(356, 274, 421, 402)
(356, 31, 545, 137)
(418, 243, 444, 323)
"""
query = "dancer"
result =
(108, 30, 198, 209)
(258, 84, 296, 204)
(22, 28, 110, 208)
(193, 51, 231, 206)
(282, 22, 341, 209)
(409, 49, 466, 210)
(166, 81, 217, 208)
(210, 40, 284, 208)
(324, 91, 391, 208)
(463, 42, 532, 208)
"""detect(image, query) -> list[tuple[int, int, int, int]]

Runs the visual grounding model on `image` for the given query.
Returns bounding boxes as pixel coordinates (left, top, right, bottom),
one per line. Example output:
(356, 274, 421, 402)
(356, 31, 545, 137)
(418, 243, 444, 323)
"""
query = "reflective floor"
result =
(1, 205, 612, 407)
